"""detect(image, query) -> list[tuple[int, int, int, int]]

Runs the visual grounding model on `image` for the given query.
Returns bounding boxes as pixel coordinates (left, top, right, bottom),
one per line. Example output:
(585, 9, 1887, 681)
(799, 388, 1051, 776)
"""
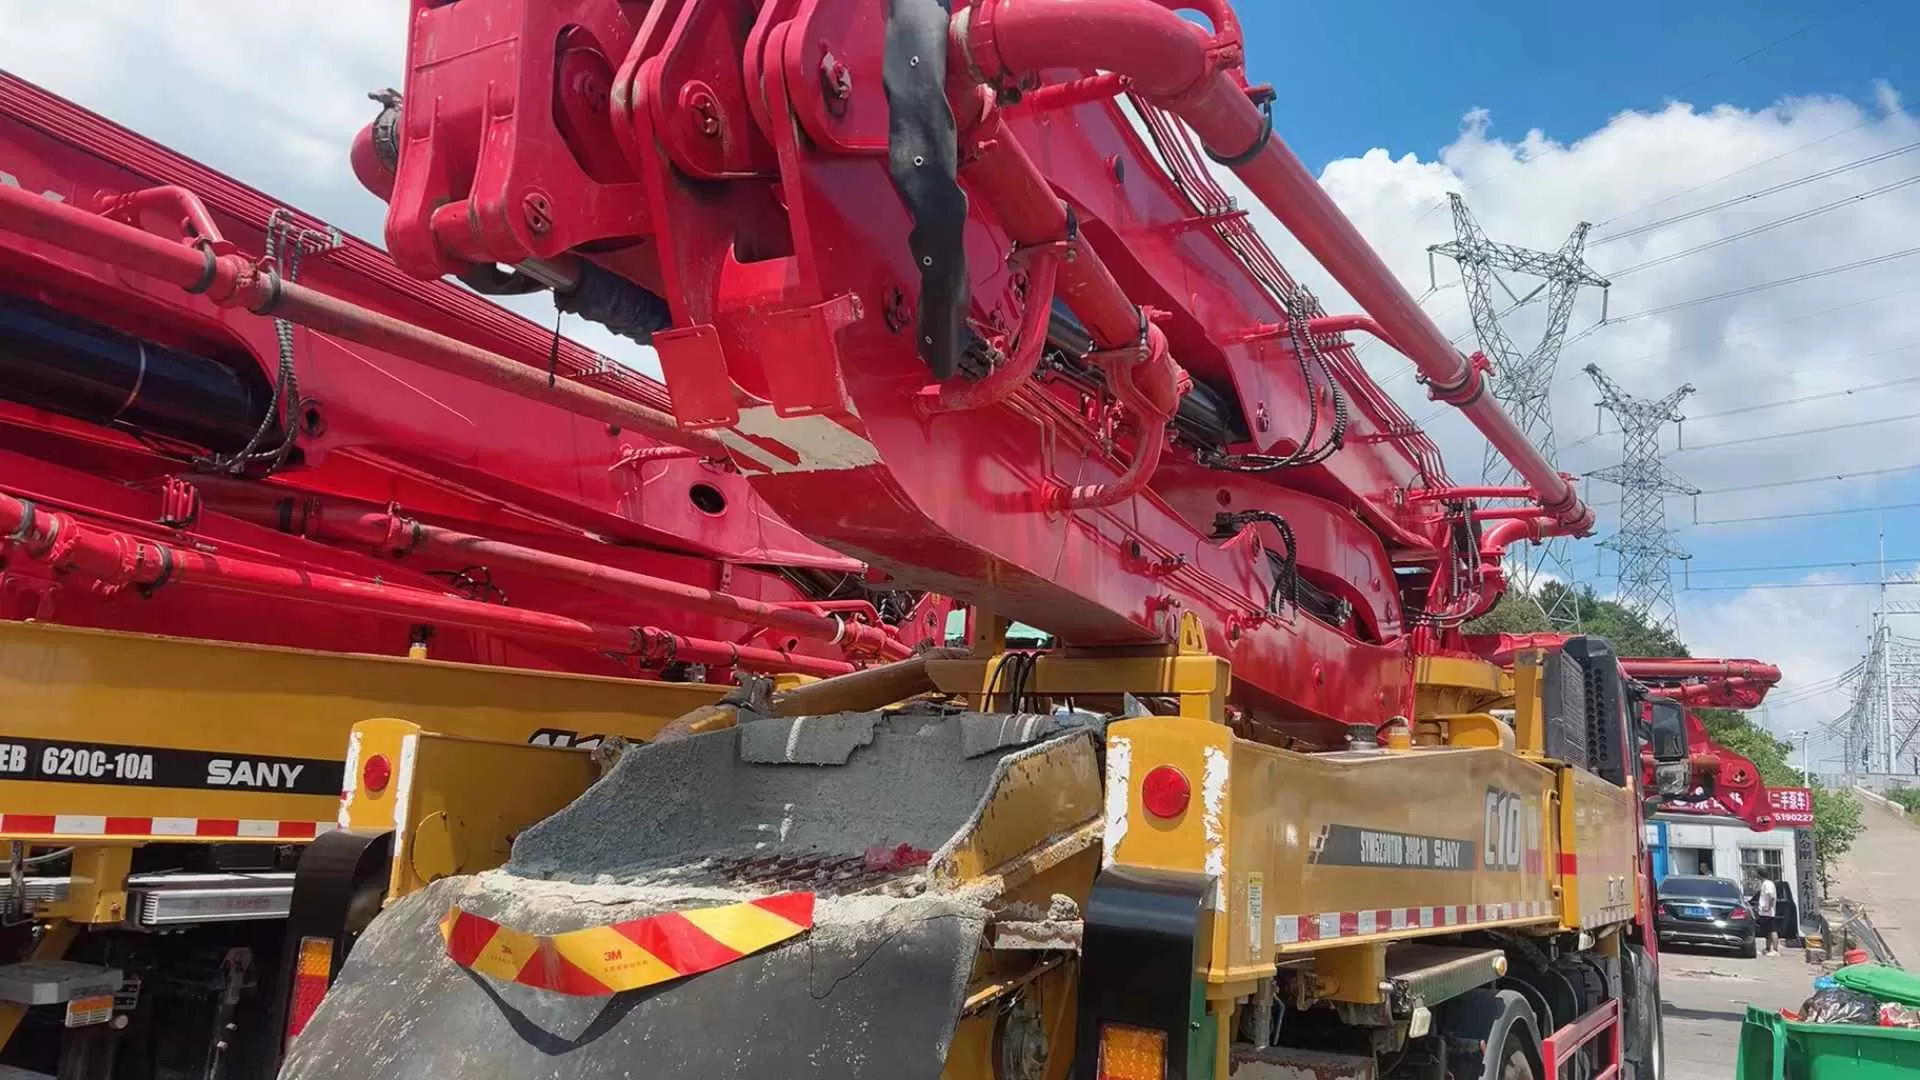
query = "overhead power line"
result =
(1551, 283, 1920, 397)
(1770, 664, 1869, 706)
(1560, 341, 1920, 450)
(1602, 245, 1920, 324)
(1683, 580, 1885, 592)
(1586, 461, 1920, 508)
(1591, 121, 1872, 231)
(1591, 140, 1920, 245)
(1654, 1, 1869, 105)
(1699, 460, 1920, 496)
(1688, 499, 1920, 529)
(1686, 554, 1920, 576)
(1685, 365, 1920, 423)
(1667, 409, 1920, 455)
(1605, 173, 1920, 278)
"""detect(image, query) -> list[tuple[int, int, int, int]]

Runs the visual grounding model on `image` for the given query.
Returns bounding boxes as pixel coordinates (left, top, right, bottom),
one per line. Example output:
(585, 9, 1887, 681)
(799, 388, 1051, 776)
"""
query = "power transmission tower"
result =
(1583, 364, 1695, 633)
(1830, 536, 1920, 779)
(1429, 194, 1609, 628)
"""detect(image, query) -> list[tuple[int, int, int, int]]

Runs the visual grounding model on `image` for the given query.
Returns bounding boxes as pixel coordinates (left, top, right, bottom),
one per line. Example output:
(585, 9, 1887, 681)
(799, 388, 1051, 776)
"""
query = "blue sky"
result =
(1209, 0, 1920, 757)
(1241, 0, 1920, 172)
(1220, 0, 1920, 597)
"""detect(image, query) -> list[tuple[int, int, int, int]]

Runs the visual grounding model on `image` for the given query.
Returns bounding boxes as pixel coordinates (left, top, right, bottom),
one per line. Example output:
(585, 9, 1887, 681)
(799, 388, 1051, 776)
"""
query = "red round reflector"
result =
(1141, 766, 1191, 819)
(362, 754, 392, 794)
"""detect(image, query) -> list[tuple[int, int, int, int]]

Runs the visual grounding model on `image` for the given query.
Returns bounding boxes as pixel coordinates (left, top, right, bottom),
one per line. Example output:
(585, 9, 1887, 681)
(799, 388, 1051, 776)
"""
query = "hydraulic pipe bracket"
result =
(917, 244, 1062, 415)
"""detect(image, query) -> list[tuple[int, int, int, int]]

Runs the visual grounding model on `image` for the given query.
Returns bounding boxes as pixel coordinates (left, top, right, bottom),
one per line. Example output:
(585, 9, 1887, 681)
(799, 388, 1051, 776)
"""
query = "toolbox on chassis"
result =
(279, 625, 1692, 1080)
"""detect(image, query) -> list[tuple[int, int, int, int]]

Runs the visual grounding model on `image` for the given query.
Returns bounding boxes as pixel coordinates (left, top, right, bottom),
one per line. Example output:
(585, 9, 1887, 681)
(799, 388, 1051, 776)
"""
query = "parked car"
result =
(1655, 874, 1758, 958)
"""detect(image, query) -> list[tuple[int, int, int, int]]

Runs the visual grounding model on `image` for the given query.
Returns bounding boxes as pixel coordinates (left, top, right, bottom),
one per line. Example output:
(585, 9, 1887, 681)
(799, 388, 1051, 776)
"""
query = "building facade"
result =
(1645, 815, 1799, 891)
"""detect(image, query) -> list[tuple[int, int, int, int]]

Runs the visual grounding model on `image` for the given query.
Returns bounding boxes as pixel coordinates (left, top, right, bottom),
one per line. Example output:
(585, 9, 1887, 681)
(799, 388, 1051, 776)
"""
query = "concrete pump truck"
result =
(0, 1, 1750, 1077)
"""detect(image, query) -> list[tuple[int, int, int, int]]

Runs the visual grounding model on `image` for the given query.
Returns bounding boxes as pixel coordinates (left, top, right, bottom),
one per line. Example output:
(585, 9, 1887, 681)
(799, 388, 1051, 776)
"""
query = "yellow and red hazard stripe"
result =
(439, 891, 815, 996)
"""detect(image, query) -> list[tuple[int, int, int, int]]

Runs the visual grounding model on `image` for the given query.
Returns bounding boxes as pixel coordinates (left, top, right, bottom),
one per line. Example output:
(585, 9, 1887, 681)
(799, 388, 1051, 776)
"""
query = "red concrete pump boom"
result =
(0, 71, 948, 679)
(1628, 657, 1792, 833)
(0, 0, 1602, 750)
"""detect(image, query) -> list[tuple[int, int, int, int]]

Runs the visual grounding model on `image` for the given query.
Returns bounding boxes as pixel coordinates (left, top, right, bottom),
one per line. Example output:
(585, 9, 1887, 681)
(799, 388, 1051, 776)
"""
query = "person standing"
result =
(1755, 873, 1780, 955)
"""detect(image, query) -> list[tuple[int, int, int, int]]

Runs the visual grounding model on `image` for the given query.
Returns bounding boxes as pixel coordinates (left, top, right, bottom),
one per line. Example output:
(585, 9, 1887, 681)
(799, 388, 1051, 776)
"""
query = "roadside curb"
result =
(1852, 785, 1908, 816)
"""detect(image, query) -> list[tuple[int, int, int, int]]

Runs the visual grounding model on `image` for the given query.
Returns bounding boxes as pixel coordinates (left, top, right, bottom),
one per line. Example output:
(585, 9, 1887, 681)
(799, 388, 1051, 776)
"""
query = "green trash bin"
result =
(1737, 1005, 1920, 1079)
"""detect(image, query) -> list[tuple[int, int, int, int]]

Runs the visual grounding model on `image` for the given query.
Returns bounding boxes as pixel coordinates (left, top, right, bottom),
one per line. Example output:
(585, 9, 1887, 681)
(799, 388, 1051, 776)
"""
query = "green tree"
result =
(1464, 581, 1688, 658)
(1463, 589, 1552, 636)
(1886, 786, 1920, 814)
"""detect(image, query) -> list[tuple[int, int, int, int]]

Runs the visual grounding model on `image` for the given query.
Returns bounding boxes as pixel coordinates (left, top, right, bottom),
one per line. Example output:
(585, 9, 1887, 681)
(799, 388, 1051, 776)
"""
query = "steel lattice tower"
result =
(1429, 194, 1609, 628)
(1583, 364, 1696, 633)
(1829, 546, 1920, 778)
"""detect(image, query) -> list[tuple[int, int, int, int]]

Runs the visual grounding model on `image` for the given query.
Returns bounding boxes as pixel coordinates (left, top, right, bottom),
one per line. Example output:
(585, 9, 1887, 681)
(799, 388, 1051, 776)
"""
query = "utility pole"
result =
(1789, 729, 1811, 784)
(1582, 365, 1696, 634)
(1429, 195, 1609, 629)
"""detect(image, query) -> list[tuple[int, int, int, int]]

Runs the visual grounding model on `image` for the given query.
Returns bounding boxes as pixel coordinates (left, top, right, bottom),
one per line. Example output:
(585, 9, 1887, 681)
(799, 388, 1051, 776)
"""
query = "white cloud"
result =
(1200, 88, 1920, 725)
(1216, 90, 1920, 530)
(1680, 574, 1871, 750)
(0, 0, 661, 375)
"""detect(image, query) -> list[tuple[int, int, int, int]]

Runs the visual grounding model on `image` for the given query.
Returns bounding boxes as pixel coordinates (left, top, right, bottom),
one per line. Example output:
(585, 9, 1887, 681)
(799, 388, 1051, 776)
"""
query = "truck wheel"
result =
(1440, 988, 1543, 1080)
(1499, 1044, 1538, 1080)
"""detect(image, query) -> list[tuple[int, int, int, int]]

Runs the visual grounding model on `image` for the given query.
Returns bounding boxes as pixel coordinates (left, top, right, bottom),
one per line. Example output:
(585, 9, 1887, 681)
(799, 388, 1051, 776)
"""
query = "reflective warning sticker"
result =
(439, 891, 814, 996)
(1246, 873, 1264, 957)
(64, 994, 113, 1028)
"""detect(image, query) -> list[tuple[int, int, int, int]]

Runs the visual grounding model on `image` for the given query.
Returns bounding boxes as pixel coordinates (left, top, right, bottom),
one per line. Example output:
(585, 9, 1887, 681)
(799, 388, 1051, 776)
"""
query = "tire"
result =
(1740, 936, 1758, 960)
(1498, 1044, 1537, 1080)
(1441, 988, 1542, 1080)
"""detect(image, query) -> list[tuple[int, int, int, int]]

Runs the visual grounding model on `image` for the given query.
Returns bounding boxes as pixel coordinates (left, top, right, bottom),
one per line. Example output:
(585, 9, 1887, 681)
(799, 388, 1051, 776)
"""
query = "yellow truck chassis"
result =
(286, 614, 1666, 1080)
(0, 620, 737, 1078)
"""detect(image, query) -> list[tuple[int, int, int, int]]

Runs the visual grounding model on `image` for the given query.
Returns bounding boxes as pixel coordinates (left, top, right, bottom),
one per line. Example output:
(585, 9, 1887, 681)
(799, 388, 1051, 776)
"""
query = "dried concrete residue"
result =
(1103, 736, 1132, 868)
(740, 712, 879, 765)
(959, 710, 1100, 758)
(1201, 744, 1230, 907)
(280, 872, 990, 1080)
(510, 711, 1014, 887)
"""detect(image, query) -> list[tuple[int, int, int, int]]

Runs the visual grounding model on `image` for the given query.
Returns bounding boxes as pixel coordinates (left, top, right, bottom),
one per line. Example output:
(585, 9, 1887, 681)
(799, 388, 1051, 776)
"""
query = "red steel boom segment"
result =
(0, 2, 1594, 746)
(0, 71, 947, 679)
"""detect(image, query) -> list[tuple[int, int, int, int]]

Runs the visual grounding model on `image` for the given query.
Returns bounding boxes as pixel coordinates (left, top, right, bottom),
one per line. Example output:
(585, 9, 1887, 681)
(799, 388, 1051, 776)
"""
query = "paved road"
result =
(1660, 946, 1816, 1080)
(1829, 794, 1918, 964)
(1656, 795, 1918, 1080)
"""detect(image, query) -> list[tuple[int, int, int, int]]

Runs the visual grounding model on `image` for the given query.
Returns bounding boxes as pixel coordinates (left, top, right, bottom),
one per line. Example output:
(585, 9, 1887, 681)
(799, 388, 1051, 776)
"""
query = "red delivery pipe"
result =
(952, 109, 1186, 507)
(957, 0, 1594, 535)
(1477, 516, 1570, 561)
(0, 184, 724, 459)
(0, 494, 852, 678)
(250, 501, 911, 661)
(1618, 659, 1783, 684)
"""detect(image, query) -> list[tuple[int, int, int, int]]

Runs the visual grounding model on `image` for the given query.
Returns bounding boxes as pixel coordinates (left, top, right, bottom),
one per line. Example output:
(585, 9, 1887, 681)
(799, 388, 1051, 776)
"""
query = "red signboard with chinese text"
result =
(1659, 786, 1815, 828)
